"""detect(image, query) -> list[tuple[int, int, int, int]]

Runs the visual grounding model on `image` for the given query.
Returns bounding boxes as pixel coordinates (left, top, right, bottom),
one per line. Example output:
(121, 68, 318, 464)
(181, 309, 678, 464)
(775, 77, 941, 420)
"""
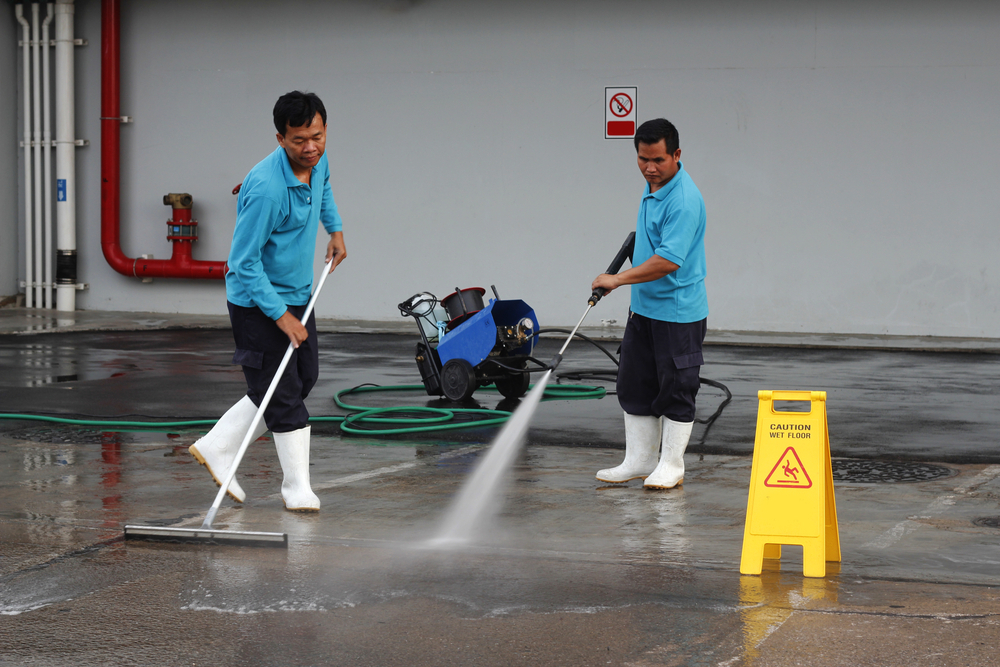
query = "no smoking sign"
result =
(605, 87, 637, 139)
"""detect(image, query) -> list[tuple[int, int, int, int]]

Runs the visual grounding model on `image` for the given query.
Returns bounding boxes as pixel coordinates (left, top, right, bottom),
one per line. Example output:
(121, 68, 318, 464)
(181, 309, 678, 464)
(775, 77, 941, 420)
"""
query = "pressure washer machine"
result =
(399, 287, 539, 402)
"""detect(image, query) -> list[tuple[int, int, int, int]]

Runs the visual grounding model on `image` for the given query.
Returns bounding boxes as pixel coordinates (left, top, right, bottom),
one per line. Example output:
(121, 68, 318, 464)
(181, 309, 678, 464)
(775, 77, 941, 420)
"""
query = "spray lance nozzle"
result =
(588, 231, 636, 306)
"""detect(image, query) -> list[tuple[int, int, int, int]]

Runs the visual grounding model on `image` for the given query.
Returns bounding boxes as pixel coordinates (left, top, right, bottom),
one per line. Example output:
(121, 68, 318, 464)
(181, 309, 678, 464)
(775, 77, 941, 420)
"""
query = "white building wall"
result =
(22, 0, 1000, 336)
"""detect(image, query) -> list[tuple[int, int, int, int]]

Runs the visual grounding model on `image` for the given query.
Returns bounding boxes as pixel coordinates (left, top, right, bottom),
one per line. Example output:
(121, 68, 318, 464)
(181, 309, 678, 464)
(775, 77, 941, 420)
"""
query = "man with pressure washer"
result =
(189, 91, 347, 512)
(591, 118, 708, 490)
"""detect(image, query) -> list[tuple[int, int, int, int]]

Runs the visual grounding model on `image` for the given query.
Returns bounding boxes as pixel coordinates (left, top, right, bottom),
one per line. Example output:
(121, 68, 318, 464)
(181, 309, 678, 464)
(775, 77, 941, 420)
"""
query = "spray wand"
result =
(548, 231, 635, 371)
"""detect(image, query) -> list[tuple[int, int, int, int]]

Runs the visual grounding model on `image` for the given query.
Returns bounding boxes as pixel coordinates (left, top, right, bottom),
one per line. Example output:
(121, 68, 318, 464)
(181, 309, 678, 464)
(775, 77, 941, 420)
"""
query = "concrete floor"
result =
(1, 308, 999, 666)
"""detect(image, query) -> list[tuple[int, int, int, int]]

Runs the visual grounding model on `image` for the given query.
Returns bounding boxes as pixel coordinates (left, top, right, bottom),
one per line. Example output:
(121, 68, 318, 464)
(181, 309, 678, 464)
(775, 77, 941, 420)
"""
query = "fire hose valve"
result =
(163, 192, 199, 242)
(163, 193, 193, 209)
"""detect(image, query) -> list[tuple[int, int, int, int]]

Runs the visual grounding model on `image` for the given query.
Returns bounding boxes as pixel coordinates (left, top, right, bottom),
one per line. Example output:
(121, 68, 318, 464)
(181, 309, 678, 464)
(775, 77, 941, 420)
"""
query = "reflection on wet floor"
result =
(737, 560, 841, 664)
(3, 342, 146, 386)
(603, 486, 690, 562)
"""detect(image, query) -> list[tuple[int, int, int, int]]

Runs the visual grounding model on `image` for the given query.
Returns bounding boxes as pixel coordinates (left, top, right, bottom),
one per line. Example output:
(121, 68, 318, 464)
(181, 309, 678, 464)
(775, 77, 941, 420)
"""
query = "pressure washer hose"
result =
(0, 342, 730, 441)
(534, 327, 733, 432)
(0, 329, 731, 440)
(469, 327, 732, 442)
(0, 383, 605, 435)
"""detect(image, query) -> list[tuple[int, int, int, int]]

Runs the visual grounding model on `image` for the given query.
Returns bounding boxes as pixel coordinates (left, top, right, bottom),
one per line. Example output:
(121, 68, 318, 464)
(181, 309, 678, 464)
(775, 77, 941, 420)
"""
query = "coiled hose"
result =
(0, 332, 730, 440)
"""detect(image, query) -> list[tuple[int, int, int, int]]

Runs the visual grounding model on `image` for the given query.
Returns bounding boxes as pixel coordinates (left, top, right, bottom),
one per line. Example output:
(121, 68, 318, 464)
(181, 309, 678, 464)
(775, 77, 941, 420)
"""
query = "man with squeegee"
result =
(190, 91, 347, 512)
(591, 118, 708, 490)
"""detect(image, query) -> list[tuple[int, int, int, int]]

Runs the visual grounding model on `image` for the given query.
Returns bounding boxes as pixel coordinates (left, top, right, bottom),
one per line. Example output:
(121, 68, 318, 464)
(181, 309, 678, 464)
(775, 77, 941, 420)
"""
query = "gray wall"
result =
(1, 2, 18, 299)
(23, 1, 1000, 336)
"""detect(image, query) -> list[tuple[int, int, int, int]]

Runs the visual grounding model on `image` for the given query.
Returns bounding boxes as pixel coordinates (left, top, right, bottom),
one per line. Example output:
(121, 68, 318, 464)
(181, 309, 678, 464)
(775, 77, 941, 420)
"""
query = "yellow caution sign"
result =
(740, 390, 840, 578)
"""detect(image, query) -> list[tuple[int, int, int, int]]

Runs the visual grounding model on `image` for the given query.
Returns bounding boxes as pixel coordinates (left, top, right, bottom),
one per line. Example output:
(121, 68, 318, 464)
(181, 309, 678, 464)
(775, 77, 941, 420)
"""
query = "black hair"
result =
(633, 118, 679, 153)
(273, 91, 327, 135)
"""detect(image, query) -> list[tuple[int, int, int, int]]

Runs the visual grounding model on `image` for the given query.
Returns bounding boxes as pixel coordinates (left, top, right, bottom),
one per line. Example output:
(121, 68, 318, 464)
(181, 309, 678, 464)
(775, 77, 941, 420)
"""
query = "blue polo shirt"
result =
(630, 162, 708, 323)
(226, 147, 343, 320)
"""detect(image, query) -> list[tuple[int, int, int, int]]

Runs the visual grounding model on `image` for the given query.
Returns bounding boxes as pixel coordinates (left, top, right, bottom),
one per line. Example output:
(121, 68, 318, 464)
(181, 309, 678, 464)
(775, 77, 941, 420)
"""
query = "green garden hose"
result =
(0, 414, 218, 428)
(0, 382, 606, 437)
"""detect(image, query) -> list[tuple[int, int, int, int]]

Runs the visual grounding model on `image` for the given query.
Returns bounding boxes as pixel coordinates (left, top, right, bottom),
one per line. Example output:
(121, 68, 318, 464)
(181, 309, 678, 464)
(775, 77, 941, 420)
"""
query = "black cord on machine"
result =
(524, 327, 732, 445)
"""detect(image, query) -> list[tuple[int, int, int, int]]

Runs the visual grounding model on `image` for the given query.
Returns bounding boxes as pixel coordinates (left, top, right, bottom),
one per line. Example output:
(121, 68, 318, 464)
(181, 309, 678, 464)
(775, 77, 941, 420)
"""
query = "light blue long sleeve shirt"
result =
(630, 162, 709, 323)
(226, 147, 342, 320)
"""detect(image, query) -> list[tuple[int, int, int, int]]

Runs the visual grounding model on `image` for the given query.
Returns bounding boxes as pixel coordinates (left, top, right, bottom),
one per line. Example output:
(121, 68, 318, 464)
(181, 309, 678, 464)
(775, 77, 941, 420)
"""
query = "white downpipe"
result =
(55, 0, 76, 312)
(16, 6, 33, 308)
(42, 4, 54, 309)
(31, 4, 43, 308)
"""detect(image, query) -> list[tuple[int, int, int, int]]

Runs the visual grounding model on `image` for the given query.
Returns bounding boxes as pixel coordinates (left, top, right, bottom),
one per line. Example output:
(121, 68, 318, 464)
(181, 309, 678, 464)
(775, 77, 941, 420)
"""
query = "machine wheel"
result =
(441, 359, 477, 402)
(495, 362, 530, 399)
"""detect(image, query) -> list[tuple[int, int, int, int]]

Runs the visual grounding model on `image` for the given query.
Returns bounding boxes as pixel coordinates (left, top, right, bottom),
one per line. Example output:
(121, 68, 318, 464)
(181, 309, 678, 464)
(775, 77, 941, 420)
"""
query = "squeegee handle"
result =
(589, 231, 636, 306)
(203, 259, 335, 530)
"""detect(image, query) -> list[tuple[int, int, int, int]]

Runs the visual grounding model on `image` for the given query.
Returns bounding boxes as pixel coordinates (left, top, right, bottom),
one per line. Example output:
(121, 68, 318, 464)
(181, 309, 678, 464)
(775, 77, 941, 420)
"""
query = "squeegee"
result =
(124, 258, 336, 548)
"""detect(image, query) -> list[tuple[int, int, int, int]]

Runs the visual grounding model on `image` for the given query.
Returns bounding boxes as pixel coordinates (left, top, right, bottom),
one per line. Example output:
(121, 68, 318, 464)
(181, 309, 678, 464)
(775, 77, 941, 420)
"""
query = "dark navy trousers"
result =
(228, 301, 318, 433)
(617, 311, 707, 423)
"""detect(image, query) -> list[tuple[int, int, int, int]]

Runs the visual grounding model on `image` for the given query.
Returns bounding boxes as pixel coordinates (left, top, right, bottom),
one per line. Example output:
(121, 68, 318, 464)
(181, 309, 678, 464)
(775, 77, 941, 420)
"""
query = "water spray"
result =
(432, 232, 635, 545)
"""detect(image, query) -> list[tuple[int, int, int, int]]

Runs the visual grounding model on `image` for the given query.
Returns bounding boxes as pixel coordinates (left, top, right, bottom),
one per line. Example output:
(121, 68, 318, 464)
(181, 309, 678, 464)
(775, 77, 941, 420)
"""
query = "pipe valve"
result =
(164, 193, 198, 242)
(163, 193, 193, 209)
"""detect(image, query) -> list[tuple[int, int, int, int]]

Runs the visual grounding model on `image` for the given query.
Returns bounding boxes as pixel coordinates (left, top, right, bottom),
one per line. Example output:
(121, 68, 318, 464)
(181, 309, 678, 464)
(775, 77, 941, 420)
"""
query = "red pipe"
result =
(100, 0, 226, 280)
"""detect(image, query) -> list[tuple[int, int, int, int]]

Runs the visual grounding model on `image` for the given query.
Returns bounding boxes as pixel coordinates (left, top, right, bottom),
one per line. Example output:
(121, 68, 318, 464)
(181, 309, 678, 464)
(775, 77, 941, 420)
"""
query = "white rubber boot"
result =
(644, 417, 693, 490)
(596, 413, 661, 483)
(189, 395, 267, 503)
(274, 426, 320, 512)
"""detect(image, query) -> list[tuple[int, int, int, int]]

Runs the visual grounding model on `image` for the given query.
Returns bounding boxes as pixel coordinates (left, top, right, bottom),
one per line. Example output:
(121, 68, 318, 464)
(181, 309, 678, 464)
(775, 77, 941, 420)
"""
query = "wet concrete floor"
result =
(1, 324, 999, 666)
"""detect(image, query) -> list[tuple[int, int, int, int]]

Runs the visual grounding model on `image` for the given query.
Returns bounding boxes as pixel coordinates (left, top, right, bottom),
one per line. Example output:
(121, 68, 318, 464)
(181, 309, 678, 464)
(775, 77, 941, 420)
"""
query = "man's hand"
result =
(591, 273, 621, 294)
(592, 255, 679, 294)
(276, 311, 308, 348)
(325, 231, 347, 273)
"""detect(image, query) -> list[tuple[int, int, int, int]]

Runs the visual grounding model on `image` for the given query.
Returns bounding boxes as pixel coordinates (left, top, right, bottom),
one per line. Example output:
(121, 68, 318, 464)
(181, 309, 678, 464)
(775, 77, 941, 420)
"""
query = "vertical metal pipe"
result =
(55, 0, 76, 312)
(101, 0, 127, 276)
(32, 3, 43, 308)
(100, 0, 226, 281)
(15, 5, 33, 308)
(42, 4, 54, 309)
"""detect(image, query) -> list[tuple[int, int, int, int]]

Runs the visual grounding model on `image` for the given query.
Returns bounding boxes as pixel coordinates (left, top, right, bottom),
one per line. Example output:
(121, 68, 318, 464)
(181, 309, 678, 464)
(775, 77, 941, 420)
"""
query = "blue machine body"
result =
(436, 298, 538, 367)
